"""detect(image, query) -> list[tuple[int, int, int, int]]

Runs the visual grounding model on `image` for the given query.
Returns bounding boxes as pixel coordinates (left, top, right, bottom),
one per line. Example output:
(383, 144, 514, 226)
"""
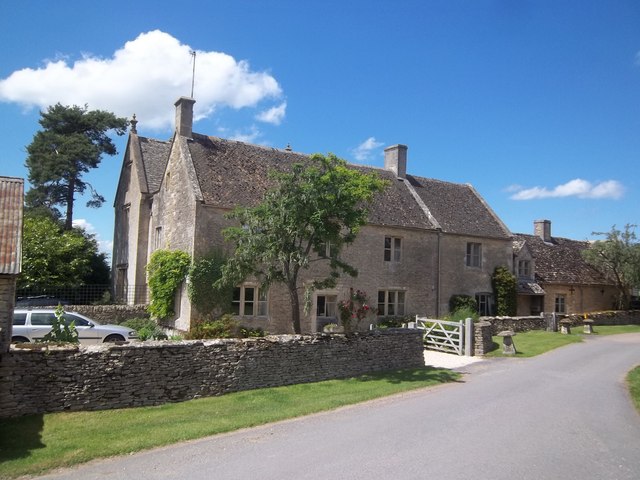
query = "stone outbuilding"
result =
(0, 176, 24, 352)
(513, 220, 618, 316)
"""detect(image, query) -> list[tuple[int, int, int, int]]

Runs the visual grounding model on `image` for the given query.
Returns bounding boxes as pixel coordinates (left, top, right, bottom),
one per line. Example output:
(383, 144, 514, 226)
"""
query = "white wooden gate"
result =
(415, 316, 471, 356)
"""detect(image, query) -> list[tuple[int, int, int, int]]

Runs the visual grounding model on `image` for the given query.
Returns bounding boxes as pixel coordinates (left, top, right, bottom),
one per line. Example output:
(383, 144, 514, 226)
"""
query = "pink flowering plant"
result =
(338, 288, 372, 333)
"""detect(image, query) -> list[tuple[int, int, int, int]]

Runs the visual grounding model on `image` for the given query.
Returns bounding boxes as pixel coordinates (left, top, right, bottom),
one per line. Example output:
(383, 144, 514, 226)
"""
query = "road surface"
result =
(38, 333, 640, 480)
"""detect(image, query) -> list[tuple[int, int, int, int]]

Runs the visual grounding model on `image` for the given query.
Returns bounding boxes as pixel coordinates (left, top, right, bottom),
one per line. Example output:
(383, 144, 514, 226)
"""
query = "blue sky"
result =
(1, 1, 639, 260)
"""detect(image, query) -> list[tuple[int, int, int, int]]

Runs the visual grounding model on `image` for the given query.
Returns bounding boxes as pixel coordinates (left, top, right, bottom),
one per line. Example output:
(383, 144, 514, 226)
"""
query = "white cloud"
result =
(510, 178, 625, 200)
(352, 137, 384, 162)
(0, 30, 284, 131)
(72, 218, 95, 233)
(256, 102, 287, 125)
(72, 219, 112, 255)
(228, 125, 263, 144)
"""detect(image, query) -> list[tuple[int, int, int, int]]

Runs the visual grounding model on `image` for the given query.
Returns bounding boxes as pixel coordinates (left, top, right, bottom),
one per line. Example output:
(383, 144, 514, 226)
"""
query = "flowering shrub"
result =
(338, 289, 372, 333)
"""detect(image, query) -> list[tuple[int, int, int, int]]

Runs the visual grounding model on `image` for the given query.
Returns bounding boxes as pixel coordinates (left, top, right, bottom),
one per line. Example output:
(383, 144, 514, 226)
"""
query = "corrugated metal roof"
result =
(0, 176, 24, 275)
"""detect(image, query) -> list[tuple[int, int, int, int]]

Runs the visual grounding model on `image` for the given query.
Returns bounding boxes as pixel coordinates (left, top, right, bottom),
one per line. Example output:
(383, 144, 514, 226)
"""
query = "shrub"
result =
(185, 315, 267, 339)
(447, 306, 479, 323)
(337, 289, 373, 333)
(240, 326, 265, 338)
(185, 315, 240, 339)
(41, 304, 79, 344)
(121, 318, 167, 341)
(377, 316, 412, 329)
(449, 295, 477, 313)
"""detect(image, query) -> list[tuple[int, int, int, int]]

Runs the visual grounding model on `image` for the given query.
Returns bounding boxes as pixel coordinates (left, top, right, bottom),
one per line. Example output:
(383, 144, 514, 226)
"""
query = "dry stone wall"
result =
(0, 330, 423, 418)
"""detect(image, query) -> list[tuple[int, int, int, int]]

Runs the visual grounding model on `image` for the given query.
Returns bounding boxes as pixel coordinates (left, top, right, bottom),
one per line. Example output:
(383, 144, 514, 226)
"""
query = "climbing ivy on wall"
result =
(492, 265, 517, 316)
(187, 249, 234, 319)
(146, 249, 191, 320)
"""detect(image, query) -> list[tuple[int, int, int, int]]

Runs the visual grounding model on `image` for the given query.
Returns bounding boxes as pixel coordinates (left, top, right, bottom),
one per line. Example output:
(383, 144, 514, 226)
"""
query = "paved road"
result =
(39, 333, 640, 480)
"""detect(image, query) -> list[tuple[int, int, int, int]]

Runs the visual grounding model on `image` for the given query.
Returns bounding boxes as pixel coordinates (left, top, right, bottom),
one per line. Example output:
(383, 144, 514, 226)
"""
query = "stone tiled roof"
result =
(139, 136, 171, 193)
(138, 132, 511, 235)
(187, 134, 437, 230)
(0, 176, 24, 275)
(513, 233, 610, 285)
(407, 176, 512, 239)
(517, 281, 546, 295)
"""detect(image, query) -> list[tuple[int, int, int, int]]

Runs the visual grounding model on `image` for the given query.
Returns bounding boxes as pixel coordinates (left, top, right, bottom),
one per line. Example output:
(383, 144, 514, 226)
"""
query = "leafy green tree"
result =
(19, 213, 110, 289)
(218, 153, 387, 334)
(25, 103, 128, 229)
(583, 224, 640, 309)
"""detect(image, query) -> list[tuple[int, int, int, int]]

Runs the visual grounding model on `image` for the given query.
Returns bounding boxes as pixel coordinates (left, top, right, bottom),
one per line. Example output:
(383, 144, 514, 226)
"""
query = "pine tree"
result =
(25, 103, 128, 229)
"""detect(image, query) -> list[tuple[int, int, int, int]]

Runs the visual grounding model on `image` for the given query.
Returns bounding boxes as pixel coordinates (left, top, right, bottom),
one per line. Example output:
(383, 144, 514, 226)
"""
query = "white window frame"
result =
(518, 260, 531, 277)
(475, 292, 493, 316)
(377, 290, 406, 317)
(466, 242, 482, 268)
(316, 294, 337, 318)
(555, 294, 566, 314)
(154, 226, 163, 250)
(232, 285, 268, 317)
(384, 236, 402, 263)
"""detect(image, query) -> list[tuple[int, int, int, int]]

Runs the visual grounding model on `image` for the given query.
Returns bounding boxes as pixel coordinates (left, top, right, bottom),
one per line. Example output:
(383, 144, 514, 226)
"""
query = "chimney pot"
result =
(175, 97, 196, 138)
(384, 144, 408, 178)
(534, 219, 552, 242)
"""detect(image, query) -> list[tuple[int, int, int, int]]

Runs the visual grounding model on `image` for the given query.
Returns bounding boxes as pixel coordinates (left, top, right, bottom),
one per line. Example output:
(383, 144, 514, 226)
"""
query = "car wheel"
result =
(11, 336, 30, 343)
(103, 334, 125, 343)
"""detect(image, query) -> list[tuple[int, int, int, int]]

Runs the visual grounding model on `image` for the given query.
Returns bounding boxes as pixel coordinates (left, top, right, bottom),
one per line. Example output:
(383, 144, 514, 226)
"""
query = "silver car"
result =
(12, 309, 138, 344)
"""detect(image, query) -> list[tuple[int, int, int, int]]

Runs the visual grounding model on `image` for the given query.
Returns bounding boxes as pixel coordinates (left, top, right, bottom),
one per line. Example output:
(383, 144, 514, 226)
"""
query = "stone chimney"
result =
(174, 97, 196, 137)
(534, 219, 552, 242)
(384, 144, 408, 178)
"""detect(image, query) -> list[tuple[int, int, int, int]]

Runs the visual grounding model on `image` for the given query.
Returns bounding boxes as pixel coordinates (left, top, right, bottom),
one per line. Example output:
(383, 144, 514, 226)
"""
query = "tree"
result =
(218, 153, 387, 333)
(583, 224, 640, 309)
(19, 213, 110, 290)
(25, 103, 128, 229)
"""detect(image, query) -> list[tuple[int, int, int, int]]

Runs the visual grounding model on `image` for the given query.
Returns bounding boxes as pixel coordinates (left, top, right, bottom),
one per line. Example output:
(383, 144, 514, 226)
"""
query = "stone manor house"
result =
(112, 97, 617, 334)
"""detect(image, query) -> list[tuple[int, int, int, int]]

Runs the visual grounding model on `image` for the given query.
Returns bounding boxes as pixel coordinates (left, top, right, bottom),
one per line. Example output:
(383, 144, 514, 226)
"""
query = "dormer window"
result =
(518, 260, 531, 278)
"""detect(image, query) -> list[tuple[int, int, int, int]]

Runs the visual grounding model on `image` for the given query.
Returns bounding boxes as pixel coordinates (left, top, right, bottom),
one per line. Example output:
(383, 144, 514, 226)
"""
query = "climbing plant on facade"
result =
(492, 265, 517, 316)
(187, 249, 234, 319)
(146, 249, 191, 320)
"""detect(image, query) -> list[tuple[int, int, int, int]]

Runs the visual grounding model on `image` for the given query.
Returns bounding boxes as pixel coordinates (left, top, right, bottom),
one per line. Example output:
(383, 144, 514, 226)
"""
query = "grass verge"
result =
(628, 366, 640, 414)
(486, 330, 583, 358)
(0, 367, 458, 479)
(486, 324, 640, 358)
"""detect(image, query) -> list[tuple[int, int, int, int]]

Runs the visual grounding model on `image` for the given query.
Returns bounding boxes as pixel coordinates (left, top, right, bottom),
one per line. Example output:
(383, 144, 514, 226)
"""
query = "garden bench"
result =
(497, 330, 517, 355)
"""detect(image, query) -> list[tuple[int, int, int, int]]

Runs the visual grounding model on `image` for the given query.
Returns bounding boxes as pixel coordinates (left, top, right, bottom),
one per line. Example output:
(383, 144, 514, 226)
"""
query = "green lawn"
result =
(486, 324, 640, 358)
(0, 367, 459, 479)
(628, 366, 640, 414)
(486, 330, 583, 357)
